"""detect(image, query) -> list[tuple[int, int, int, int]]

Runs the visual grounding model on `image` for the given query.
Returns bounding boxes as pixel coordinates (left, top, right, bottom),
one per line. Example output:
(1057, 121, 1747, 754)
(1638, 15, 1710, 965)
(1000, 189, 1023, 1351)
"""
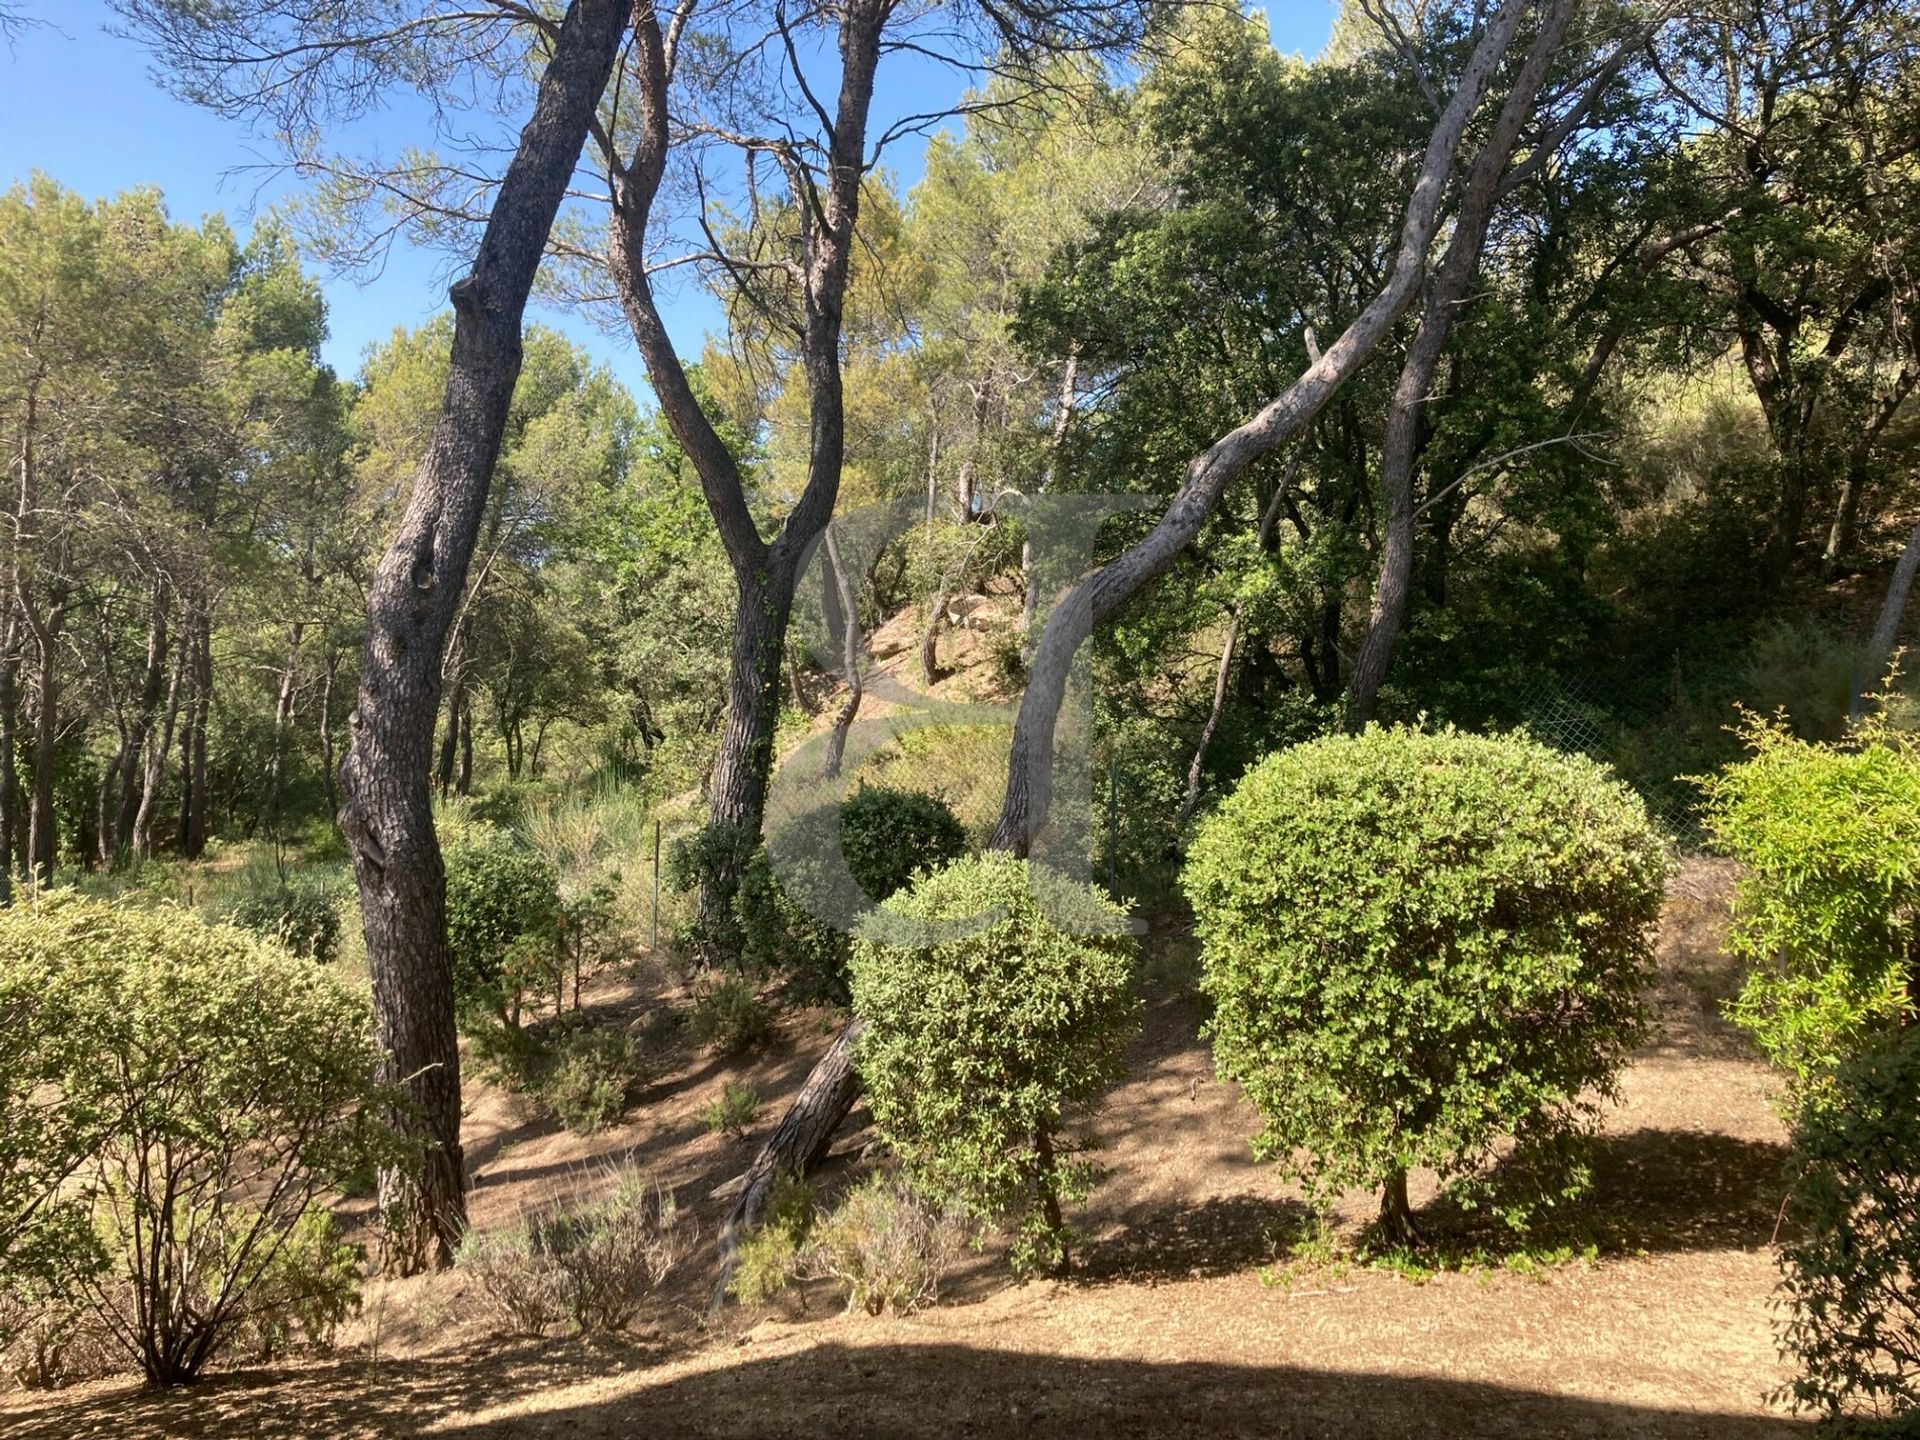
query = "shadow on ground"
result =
(5, 1340, 1811, 1439)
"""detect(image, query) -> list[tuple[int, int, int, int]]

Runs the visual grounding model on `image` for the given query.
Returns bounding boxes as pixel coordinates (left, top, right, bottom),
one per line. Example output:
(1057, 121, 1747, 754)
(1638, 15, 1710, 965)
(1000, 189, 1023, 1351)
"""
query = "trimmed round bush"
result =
(849, 852, 1140, 1275)
(1182, 725, 1667, 1239)
(1777, 1026, 1920, 1421)
(838, 785, 967, 904)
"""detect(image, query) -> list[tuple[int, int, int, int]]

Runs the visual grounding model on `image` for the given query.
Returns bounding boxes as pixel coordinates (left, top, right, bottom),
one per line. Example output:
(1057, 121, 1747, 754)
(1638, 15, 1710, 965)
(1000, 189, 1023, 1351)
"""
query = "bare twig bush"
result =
(460, 1162, 684, 1336)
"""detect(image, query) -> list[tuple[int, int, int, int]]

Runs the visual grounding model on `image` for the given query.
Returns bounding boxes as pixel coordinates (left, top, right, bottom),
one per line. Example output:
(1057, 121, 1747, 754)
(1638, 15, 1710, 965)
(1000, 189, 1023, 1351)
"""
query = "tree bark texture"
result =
(335, 0, 630, 1273)
(605, 0, 883, 944)
(710, 1017, 864, 1311)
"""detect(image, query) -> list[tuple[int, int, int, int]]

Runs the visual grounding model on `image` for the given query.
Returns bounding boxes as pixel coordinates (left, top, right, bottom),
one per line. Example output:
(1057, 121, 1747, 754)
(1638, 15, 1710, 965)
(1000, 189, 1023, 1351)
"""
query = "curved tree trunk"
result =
(989, 0, 1535, 855)
(335, 0, 630, 1274)
(1865, 516, 1920, 693)
(1347, 0, 1578, 727)
(821, 525, 863, 779)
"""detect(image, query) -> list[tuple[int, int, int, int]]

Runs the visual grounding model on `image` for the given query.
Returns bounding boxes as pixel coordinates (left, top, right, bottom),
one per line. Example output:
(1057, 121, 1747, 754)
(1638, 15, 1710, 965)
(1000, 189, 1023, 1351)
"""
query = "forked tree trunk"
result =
(989, 0, 1534, 855)
(335, 0, 630, 1274)
(604, 0, 882, 951)
(1347, 0, 1577, 727)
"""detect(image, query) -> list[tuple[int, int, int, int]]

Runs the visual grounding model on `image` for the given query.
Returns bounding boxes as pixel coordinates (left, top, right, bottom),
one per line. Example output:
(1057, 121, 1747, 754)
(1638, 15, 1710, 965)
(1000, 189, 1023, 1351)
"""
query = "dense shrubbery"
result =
(466, 1015, 645, 1135)
(459, 1166, 682, 1335)
(850, 852, 1140, 1275)
(689, 976, 775, 1054)
(1184, 726, 1668, 1240)
(445, 841, 561, 1022)
(1776, 1026, 1920, 1422)
(0, 893, 395, 1385)
(680, 787, 969, 1000)
(1701, 712, 1920, 1086)
(724, 1173, 971, 1316)
(219, 873, 348, 964)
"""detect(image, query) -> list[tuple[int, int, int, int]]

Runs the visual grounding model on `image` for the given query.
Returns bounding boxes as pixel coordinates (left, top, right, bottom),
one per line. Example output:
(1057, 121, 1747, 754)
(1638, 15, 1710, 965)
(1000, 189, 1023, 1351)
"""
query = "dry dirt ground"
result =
(1, 858, 1810, 1439)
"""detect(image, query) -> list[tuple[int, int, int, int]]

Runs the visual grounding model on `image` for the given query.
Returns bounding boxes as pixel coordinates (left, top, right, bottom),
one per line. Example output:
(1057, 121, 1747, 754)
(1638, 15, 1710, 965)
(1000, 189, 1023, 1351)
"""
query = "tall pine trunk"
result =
(335, 0, 630, 1274)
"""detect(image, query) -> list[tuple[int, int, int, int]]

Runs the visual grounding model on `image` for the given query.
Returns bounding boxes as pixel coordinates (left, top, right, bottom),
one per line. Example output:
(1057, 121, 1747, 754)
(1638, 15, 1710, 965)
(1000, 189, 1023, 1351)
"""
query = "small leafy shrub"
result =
(736, 838, 849, 1000)
(703, 1081, 760, 1140)
(1776, 1026, 1920, 1422)
(727, 1174, 816, 1309)
(554, 879, 621, 1011)
(1701, 711, 1920, 1087)
(850, 852, 1140, 1276)
(0, 892, 397, 1385)
(1183, 726, 1667, 1241)
(460, 1166, 682, 1336)
(225, 1208, 364, 1361)
(220, 875, 348, 964)
(445, 842, 560, 1022)
(837, 785, 968, 905)
(811, 1174, 972, 1316)
(690, 976, 775, 1055)
(539, 1024, 642, 1135)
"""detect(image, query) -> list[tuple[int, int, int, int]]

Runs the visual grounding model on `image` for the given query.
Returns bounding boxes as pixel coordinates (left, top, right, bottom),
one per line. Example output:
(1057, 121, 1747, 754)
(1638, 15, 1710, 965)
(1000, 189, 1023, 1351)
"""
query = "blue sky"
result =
(0, 1, 1336, 399)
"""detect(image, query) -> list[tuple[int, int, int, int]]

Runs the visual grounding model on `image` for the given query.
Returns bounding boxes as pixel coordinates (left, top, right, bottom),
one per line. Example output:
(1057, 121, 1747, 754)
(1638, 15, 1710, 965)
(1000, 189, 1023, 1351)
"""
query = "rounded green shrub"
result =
(1182, 725, 1667, 1240)
(444, 842, 559, 1020)
(849, 852, 1140, 1276)
(1701, 712, 1920, 1087)
(1776, 1025, 1920, 1421)
(0, 891, 396, 1384)
(837, 785, 968, 904)
(220, 875, 348, 965)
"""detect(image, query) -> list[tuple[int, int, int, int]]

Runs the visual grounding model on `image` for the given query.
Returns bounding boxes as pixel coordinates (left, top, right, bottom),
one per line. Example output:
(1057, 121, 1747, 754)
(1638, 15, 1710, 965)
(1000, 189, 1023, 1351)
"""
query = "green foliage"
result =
(850, 852, 1141, 1276)
(226, 1208, 364, 1361)
(1776, 1027, 1920, 1422)
(219, 873, 349, 965)
(459, 1165, 681, 1336)
(1183, 726, 1667, 1236)
(726, 1174, 816, 1309)
(539, 1024, 641, 1135)
(735, 834, 851, 1000)
(0, 891, 397, 1385)
(1702, 713, 1920, 1086)
(444, 841, 561, 1021)
(837, 785, 968, 905)
(737, 787, 969, 1002)
(689, 977, 775, 1055)
(810, 1174, 973, 1316)
(702, 1081, 760, 1141)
